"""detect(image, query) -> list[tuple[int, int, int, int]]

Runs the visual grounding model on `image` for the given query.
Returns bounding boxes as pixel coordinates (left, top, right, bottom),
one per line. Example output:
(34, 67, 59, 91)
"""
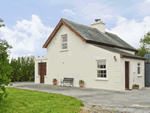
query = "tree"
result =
(0, 18, 5, 27)
(135, 44, 149, 57)
(9, 55, 35, 82)
(0, 18, 13, 101)
(0, 39, 13, 101)
(135, 32, 150, 57)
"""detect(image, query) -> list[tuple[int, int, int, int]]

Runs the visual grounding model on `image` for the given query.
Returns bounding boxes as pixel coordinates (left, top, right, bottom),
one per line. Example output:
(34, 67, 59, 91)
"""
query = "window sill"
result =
(137, 75, 142, 77)
(95, 78, 108, 81)
(60, 49, 68, 52)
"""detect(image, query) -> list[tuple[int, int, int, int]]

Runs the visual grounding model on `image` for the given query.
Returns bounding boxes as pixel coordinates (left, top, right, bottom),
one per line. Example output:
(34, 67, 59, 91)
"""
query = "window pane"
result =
(104, 73, 106, 78)
(97, 63, 99, 68)
(97, 61, 106, 69)
(138, 67, 140, 74)
(100, 73, 103, 77)
(62, 43, 67, 49)
(104, 70, 106, 74)
(62, 35, 67, 42)
(97, 70, 100, 74)
(100, 70, 103, 73)
(103, 65, 106, 68)
(97, 74, 101, 77)
(138, 63, 140, 66)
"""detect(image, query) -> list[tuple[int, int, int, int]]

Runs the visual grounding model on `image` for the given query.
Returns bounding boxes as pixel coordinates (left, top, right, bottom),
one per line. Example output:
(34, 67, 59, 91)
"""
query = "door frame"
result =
(125, 61, 129, 90)
(38, 62, 46, 83)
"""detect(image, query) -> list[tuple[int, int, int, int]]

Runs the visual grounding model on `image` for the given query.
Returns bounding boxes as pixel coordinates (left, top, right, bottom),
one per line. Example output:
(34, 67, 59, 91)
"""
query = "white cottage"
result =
(34, 18, 146, 91)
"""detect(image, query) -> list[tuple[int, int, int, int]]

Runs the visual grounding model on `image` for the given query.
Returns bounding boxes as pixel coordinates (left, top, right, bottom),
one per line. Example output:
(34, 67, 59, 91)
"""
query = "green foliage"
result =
(79, 80, 84, 83)
(136, 32, 150, 57)
(132, 84, 139, 87)
(0, 18, 5, 27)
(135, 44, 149, 57)
(140, 32, 150, 46)
(0, 87, 84, 113)
(53, 78, 57, 81)
(0, 39, 13, 101)
(9, 55, 35, 82)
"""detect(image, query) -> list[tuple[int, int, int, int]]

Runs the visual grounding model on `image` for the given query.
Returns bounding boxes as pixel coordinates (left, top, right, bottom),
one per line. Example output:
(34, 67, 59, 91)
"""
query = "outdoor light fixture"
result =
(114, 56, 117, 61)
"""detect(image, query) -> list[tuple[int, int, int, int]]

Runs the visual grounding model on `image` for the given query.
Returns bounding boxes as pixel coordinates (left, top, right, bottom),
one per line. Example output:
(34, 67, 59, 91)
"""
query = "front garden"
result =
(0, 87, 84, 113)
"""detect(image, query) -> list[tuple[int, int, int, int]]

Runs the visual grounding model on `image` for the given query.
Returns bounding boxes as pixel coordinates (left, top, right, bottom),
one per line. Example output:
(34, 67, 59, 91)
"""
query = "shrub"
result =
(53, 78, 57, 81)
(132, 84, 139, 87)
(79, 80, 84, 83)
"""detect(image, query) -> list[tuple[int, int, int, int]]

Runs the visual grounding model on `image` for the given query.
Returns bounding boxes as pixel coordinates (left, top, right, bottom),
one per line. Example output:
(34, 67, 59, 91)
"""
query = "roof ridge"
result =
(105, 31, 117, 36)
(61, 18, 96, 30)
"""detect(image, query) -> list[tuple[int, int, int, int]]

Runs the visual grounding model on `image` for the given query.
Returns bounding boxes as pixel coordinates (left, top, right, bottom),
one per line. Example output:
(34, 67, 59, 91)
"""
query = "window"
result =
(137, 63, 141, 74)
(97, 60, 107, 78)
(61, 35, 67, 50)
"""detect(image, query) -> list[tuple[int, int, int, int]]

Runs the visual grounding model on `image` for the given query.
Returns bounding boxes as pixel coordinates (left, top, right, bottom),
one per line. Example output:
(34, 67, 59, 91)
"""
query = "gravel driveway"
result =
(9, 82, 150, 113)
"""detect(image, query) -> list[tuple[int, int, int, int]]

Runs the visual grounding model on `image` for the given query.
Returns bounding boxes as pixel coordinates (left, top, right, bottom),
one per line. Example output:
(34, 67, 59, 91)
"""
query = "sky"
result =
(0, 0, 150, 61)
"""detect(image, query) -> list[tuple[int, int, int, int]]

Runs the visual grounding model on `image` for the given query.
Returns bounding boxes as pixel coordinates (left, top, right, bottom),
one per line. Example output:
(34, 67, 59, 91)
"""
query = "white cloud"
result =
(62, 9, 75, 15)
(145, 0, 150, 3)
(138, 0, 150, 16)
(73, 1, 119, 22)
(106, 16, 150, 49)
(0, 15, 53, 61)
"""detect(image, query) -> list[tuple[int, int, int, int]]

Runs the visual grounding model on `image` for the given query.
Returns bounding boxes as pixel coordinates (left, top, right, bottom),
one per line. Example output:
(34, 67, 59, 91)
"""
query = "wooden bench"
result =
(60, 78, 74, 87)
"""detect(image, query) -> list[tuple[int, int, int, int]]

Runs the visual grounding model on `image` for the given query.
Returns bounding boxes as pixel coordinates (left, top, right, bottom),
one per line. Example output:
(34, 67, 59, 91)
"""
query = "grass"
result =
(0, 87, 84, 113)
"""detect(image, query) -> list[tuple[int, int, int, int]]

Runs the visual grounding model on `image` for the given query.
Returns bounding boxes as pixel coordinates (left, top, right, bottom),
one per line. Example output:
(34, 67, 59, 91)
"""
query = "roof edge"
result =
(43, 18, 86, 48)
(120, 54, 146, 60)
(86, 40, 138, 52)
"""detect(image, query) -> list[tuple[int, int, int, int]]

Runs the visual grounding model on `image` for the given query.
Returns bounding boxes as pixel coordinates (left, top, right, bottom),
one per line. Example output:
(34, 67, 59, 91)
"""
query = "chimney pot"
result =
(95, 19, 101, 22)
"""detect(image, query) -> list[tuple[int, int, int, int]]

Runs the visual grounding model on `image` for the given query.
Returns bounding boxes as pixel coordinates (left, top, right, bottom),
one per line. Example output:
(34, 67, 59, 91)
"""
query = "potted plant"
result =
(53, 78, 57, 85)
(132, 84, 139, 89)
(79, 80, 84, 88)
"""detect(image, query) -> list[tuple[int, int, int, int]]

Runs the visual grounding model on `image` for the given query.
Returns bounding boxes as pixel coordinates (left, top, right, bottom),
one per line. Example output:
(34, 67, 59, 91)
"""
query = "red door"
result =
(39, 63, 46, 83)
(125, 61, 129, 89)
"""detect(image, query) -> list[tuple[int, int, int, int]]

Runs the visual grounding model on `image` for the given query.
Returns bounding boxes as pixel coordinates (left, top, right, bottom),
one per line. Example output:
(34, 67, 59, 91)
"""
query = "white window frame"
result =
(61, 34, 68, 50)
(137, 62, 141, 75)
(96, 60, 108, 80)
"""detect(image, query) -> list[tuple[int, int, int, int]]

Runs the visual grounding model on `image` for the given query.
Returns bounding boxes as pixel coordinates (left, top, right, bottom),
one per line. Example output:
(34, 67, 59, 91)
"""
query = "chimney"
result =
(91, 19, 105, 33)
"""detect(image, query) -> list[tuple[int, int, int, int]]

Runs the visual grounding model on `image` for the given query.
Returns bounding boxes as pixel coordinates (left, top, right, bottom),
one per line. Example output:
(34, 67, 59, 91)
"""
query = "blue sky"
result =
(0, 0, 150, 60)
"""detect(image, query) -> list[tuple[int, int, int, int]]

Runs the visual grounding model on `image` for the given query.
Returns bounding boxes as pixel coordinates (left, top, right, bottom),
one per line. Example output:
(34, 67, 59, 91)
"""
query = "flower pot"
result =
(79, 83, 84, 88)
(53, 81, 57, 85)
(132, 86, 139, 89)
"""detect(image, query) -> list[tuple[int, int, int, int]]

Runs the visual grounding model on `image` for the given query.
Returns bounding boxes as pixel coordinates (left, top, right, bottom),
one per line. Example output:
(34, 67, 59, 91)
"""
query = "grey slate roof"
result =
(92, 44, 146, 60)
(62, 18, 137, 51)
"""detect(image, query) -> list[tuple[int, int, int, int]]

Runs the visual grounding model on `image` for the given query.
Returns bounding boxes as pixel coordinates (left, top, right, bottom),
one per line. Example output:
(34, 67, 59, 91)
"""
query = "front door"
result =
(39, 63, 46, 83)
(125, 61, 129, 89)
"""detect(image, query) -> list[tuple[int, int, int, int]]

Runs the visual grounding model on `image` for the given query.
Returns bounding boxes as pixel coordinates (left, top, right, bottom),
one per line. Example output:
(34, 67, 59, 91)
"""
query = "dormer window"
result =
(61, 34, 68, 50)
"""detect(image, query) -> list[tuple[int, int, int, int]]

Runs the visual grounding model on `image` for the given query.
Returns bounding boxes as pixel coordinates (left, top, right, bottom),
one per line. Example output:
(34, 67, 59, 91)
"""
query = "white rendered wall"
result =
(120, 58, 145, 90)
(46, 25, 124, 91)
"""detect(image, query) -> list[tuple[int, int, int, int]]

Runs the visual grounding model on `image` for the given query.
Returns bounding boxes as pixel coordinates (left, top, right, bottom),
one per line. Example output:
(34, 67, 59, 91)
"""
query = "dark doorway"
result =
(39, 62, 46, 83)
(125, 61, 129, 89)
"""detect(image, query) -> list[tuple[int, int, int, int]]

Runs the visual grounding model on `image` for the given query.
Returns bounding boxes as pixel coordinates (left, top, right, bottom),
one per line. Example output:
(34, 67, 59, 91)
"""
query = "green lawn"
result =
(0, 87, 84, 113)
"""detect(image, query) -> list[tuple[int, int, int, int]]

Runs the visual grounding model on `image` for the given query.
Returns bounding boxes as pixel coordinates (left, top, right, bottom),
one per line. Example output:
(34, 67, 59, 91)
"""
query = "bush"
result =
(79, 80, 84, 83)
(132, 84, 139, 87)
(53, 78, 57, 81)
